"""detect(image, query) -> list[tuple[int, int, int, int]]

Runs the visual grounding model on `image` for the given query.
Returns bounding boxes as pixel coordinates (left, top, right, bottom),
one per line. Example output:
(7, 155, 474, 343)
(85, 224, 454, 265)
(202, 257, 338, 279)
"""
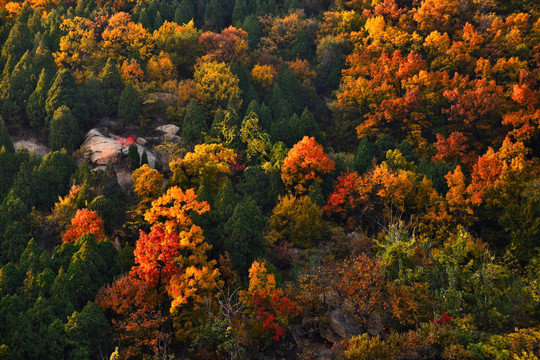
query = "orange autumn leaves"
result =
(281, 136, 335, 195)
(96, 187, 219, 358)
(62, 209, 106, 243)
(134, 186, 220, 311)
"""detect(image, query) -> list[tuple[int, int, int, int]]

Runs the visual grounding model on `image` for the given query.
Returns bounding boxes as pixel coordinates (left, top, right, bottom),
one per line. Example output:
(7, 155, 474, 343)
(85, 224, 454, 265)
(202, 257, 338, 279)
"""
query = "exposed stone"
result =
(347, 231, 360, 242)
(79, 129, 156, 167)
(136, 137, 147, 146)
(80, 129, 122, 165)
(163, 133, 182, 143)
(327, 309, 362, 339)
(156, 124, 180, 135)
(367, 312, 384, 336)
(318, 322, 340, 343)
(342, 299, 356, 314)
(13, 138, 50, 157)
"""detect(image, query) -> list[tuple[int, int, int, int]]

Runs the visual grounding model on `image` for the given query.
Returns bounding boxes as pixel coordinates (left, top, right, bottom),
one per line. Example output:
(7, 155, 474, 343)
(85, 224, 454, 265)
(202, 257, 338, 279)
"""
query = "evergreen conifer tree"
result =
(204, 0, 225, 29)
(258, 102, 272, 132)
(277, 64, 303, 114)
(138, 8, 152, 30)
(48, 106, 81, 153)
(45, 69, 88, 129)
(242, 14, 262, 49)
(26, 69, 51, 128)
(0, 117, 14, 153)
(224, 195, 266, 274)
(354, 137, 375, 174)
(154, 11, 164, 29)
(301, 107, 324, 145)
(118, 83, 141, 124)
(140, 149, 149, 166)
(0, 146, 17, 199)
(101, 58, 122, 116)
(182, 100, 207, 149)
(127, 144, 140, 170)
(82, 75, 106, 119)
(291, 29, 313, 60)
(232, 0, 247, 26)
(175, 0, 195, 24)
(32, 40, 56, 77)
(288, 113, 307, 146)
(1, 50, 35, 118)
(1, 19, 32, 62)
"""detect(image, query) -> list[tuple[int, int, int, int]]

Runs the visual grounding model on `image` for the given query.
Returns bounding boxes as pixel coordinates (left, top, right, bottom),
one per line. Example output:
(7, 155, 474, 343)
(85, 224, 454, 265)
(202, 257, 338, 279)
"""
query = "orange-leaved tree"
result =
(281, 136, 335, 195)
(132, 225, 183, 289)
(96, 275, 170, 359)
(333, 253, 385, 327)
(324, 171, 366, 229)
(240, 261, 300, 344)
(62, 208, 106, 243)
(141, 186, 221, 311)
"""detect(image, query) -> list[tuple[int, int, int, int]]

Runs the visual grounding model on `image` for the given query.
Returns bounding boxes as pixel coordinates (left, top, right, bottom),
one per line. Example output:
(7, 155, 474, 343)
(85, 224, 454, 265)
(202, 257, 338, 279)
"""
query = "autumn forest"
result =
(0, 0, 539, 358)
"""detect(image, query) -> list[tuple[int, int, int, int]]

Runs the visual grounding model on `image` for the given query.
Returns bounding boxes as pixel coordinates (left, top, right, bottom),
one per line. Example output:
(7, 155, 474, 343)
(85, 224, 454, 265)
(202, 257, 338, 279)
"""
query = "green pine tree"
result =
(175, 0, 195, 24)
(0, 117, 14, 153)
(258, 102, 272, 132)
(300, 107, 324, 145)
(127, 144, 140, 170)
(182, 100, 207, 148)
(45, 69, 88, 129)
(0, 146, 17, 199)
(1, 19, 33, 62)
(101, 58, 122, 90)
(138, 8, 152, 30)
(147, 0, 160, 22)
(118, 82, 141, 124)
(101, 58, 122, 116)
(277, 64, 303, 114)
(242, 14, 263, 49)
(291, 29, 313, 60)
(287, 113, 307, 146)
(232, 0, 247, 26)
(140, 149, 149, 166)
(82, 75, 106, 120)
(48, 105, 81, 153)
(36, 149, 77, 209)
(354, 136, 375, 174)
(224, 195, 266, 274)
(32, 40, 56, 77)
(154, 11, 164, 29)
(204, 0, 225, 29)
(1, 50, 35, 118)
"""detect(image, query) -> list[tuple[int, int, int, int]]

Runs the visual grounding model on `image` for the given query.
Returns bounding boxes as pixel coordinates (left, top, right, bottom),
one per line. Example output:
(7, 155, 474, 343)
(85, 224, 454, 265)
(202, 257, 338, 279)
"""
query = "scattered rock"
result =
(318, 322, 340, 343)
(80, 129, 121, 165)
(317, 348, 339, 360)
(347, 231, 360, 242)
(163, 133, 182, 143)
(342, 299, 356, 314)
(79, 129, 156, 167)
(367, 312, 384, 336)
(327, 309, 362, 339)
(136, 137, 147, 146)
(156, 124, 180, 135)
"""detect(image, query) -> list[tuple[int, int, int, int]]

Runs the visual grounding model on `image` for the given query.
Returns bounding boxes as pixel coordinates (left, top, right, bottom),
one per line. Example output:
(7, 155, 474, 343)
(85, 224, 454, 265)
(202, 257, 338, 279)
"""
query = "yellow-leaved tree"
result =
(169, 143, 237, 194)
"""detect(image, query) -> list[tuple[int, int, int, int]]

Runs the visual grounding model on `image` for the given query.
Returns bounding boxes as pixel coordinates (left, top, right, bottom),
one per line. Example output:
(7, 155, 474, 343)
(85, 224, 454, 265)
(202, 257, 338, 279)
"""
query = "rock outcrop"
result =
(80, 129, 155, 167)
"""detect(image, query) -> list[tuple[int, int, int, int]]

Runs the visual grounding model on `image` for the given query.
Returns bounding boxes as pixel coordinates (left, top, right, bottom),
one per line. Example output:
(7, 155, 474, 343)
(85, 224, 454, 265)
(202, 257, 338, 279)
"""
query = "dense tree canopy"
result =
(0, 0, 538, 358)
